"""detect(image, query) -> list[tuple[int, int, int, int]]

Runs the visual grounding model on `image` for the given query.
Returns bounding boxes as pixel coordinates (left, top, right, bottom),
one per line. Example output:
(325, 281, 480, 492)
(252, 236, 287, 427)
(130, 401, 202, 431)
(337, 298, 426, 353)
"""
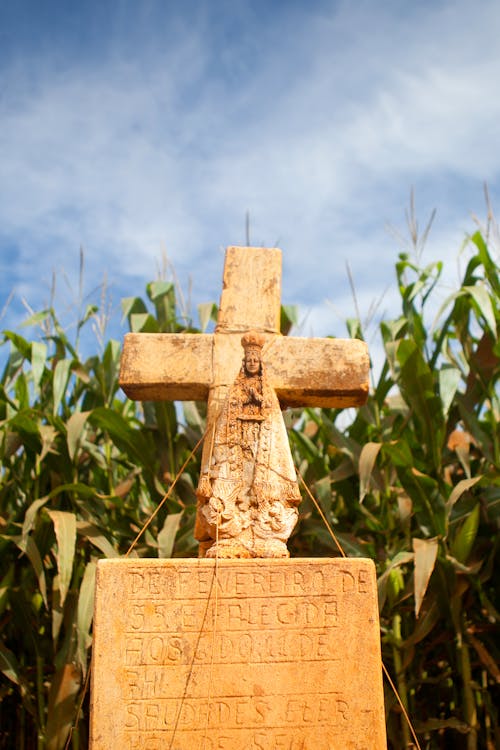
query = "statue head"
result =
(241, 330, 265, 376)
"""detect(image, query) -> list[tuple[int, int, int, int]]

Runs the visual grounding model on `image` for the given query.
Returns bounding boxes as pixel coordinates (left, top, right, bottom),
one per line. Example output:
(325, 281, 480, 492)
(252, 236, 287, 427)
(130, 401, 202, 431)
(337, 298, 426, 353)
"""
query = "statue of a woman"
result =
(195, 331, 301, 558)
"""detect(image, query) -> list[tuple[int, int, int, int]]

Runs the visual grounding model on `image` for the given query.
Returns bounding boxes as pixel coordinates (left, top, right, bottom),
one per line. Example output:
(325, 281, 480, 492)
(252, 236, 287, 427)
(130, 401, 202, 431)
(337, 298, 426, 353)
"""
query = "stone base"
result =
(90, 558, 387, 750)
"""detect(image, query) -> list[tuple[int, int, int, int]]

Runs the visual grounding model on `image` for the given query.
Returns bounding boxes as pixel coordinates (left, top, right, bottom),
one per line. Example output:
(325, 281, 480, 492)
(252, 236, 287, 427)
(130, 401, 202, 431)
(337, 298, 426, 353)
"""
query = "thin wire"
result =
(296, 464, 422, 750)
(382, 663, 422, 750)
(67, 431, 206, 749)
(76, 415, 422, 750)
(125, 431, 206, 557)
(203, 485, 220, 750)
(296, 468, 346, 557)
(64, 661, 92, 750)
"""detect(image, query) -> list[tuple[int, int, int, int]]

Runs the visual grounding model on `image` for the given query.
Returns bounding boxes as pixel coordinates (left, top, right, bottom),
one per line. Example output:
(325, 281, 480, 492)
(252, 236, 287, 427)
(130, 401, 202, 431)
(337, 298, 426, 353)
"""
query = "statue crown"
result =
(241, 330, 266, 350)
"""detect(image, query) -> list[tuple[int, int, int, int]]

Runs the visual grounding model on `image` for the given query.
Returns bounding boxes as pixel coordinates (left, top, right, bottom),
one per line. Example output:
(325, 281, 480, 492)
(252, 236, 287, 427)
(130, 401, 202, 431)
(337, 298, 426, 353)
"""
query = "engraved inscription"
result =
(126, 597, 339, 632)
(124, 628, 337, 670)
(90, 559, 387, 750)
(126, 565, 372, 599)
(123, 693, 349, 731)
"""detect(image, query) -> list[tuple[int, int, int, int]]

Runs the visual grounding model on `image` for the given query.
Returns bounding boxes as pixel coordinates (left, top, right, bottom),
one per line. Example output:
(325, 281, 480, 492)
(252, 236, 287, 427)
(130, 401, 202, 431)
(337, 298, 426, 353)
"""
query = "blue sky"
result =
(1, 0, 500, 356)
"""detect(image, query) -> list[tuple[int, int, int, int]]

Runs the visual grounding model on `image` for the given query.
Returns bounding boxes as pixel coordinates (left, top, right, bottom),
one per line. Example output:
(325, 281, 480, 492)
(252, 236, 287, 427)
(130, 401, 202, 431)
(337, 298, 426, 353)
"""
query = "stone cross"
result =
(119, 246, 369, 557)
(90, 247, 387, 750)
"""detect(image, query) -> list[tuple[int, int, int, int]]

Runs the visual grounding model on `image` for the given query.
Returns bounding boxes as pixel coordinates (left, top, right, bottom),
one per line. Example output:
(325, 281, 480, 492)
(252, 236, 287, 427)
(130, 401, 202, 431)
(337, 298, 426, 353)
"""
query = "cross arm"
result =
(119, 333, 214, 401)
(265, 337, 369, 408)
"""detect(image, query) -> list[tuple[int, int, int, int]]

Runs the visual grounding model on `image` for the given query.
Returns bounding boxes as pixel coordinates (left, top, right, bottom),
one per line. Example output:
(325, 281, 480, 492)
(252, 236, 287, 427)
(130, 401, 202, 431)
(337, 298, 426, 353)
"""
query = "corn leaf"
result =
(16, 534, 48, 608)
(198, 302, 218, 332)
(413, 537, 438, 617)
(76, 560, 96, 675)
(45, 663, 81, 750)
(464, 283, 497, 337)
(451, 503, 480, 564)
(446, 476, 482, 514)
(31, 341, 47, 391)
(76, 521, 119, 558)
(158, 512, 183, 558)
(66, 410, 90, 461)
(52, 358, 72, 416)
(46, 511, 77, 607)
(439, 366, 461, 419)
(359, 441, 382, 503)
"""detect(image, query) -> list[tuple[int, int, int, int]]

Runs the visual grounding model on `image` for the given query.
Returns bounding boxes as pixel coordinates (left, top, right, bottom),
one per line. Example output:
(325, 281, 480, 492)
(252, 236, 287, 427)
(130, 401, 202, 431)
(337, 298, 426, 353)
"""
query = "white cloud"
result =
(1, 0, 499, 348)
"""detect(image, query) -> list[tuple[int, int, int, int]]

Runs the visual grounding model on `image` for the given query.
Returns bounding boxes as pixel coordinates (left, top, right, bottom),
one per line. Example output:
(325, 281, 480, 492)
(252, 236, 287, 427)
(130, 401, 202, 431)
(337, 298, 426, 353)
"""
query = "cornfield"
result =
(0, 228, 498, 749)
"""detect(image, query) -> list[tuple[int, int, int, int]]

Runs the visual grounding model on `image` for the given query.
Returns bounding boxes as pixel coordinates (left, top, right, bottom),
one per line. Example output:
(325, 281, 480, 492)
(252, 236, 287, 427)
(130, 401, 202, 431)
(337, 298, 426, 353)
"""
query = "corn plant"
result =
(289, 231, 499, 749)
(0, 231, 498, 749)
(0, 281, 202, 749)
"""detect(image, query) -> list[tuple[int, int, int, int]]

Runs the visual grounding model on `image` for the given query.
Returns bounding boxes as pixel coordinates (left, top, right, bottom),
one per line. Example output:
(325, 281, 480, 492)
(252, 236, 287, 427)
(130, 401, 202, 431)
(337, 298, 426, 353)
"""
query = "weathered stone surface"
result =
(217, 246, 282, 334)
(119, 333, 213, 402)
(266, 336, 369, 408)
(119, 332, 369, 407)
(119, 246, 370, 557)
(90, 558, 387, 750)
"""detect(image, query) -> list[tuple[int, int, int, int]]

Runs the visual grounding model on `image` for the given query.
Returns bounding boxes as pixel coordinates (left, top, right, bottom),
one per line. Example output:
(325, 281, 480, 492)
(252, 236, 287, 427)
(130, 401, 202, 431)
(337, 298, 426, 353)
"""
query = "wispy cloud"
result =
(0, 0, 499, 346)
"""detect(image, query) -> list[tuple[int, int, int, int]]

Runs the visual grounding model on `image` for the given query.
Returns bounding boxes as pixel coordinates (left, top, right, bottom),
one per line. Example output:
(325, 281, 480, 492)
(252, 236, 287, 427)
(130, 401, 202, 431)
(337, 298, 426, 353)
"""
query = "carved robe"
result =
(195, 365, 301, 557)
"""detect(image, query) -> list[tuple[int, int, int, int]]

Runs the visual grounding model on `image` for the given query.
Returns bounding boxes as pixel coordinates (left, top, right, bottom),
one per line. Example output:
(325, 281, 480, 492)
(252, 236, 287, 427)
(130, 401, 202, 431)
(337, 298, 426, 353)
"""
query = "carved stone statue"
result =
(120, 246, 370, 559)
(195, 331, 301, 558)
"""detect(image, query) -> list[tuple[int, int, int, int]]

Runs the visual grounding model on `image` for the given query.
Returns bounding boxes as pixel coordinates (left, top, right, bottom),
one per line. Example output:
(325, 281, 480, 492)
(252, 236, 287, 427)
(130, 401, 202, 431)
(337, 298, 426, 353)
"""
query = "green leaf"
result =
(51, 573, 64, 645)
(457, 394, 494, 463)
(0, 640, 36, 719)
(46, 511, 77, 607)
(289, 429, 321, 463)
(0, 640, 23, 686)
(48, 482, 100, 501)
(358, 441, 382, 503)
(76, 521, 119, 558)
(15, 534, 48, 608)
(66, 410, 91, 461)
(402, 599, 440, 647)
(446, 476, 482, 517)
(396, 339, 443, 470)
(183, 400, 205, 432)
(130, 312, 159, 333)
(438, 366, 461, 419)
(53, 358, 72, 416)
(8, 409, 42, 454)
(464, 283, 497, 337)
(89, 407, 155, 472)
(45, 663, 81, 750)
(101, 339, 121, 401)
(382, 439, 413, 468)
(121, 296, 148, 324)
(3, 331, 32, 359)
(313, 476, 333, 516)
(413, 537, 438, 618)
(20, 307, 50, 328)
(78, 303, 98, 328)
(329, 458, 355, 483)
(21, 496, 50, 542)
(377, 551, 413, 611)
(280, 304, 298, 335)
(380, 317, 407, 344)
(0, 565, 14, 617)
(158, 512, 183, 558)
(393, 467, 445, 537)
(346, 318, 363, 340)
(147, 280, 176, 330)
(470, 230, 500, 296)
(414, 717, 469, 734)
(76, 560, 96, 675)
(31, 341, 47, 391)
(451, 503, 480, 564)
(198, 302, 218, 332)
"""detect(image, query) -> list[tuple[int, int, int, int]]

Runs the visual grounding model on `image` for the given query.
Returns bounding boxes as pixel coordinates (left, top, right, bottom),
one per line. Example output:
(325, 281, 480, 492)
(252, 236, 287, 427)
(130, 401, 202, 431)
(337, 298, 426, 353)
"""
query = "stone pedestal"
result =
(90, 558, 387, 750)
